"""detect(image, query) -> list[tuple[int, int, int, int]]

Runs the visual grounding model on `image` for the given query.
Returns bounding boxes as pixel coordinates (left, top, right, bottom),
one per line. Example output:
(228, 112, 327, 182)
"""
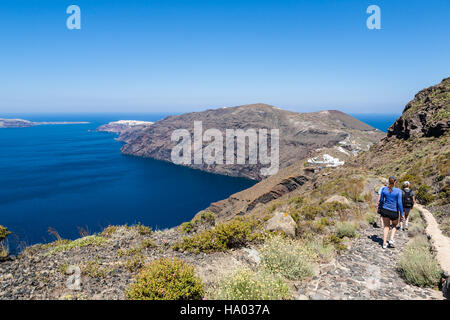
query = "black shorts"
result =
(380, 208, 399, 221)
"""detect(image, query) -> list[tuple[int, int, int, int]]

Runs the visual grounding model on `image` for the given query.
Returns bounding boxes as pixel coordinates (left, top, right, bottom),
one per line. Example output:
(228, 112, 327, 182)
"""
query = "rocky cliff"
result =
(388, 77, 450, 139)
(118, 104, 384, 180)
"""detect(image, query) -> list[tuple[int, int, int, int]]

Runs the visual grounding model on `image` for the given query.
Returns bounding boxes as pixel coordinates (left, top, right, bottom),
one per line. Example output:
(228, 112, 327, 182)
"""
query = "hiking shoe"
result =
(404, 224, 409, 231)
(388, 240, 396, 248)
(382, 243, 388, 249)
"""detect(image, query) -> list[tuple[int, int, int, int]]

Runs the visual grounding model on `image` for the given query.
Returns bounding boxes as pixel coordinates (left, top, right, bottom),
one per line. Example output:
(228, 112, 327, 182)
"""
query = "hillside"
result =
(118, 104, 383, 180)
(0, 79, 448, 300)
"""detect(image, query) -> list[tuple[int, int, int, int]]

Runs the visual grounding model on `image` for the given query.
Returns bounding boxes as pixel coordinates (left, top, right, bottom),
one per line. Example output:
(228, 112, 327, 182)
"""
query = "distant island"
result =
(96, 120, 154, 134)
(0, 118, 89, 128)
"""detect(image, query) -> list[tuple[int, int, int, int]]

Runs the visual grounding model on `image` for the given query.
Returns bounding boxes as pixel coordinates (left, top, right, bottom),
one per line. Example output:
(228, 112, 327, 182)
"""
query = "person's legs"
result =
(404, 209, 411, 229)
(382, 217, 390, 247)
(390, 219, 399, 244)
(379, 215, 384, 228)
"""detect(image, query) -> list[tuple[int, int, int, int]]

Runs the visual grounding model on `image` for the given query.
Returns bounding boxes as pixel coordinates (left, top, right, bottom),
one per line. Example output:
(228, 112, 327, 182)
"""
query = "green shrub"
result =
(82, 259, 112, 278)
(300, 204, 322, 220)
(100, 225, 120, 238)
(364, 211, 377, 225)
(409, 208, 422, 222)
(336, 221, 357, 238)
(325, 235, 347, 252)
(180, 211, 215, 234)
(212, 267, 290, 300)
(342, 178, 364, 202)
(398, 236, 442, 287)
(259, 236, 315, 280)
(304, 238, 335, 263)
(416, 185, 436, 205)
(126, 258, 204, 300)
(136, 223, 152, 235)
(124, 253, 146, 272)
(46, 235, 108, 255)
(173, 217, 264, 253)
(0, 225, 11, 241)
(0, 226, 11, 241)
(408, 209, 426, 235)
(322, 201, 348, 217)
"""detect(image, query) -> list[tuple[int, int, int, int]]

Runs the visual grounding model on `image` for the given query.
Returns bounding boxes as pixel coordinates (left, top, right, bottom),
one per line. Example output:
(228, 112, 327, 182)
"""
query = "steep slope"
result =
(198, 79, 450, 232)
(119, 104, 383, 180)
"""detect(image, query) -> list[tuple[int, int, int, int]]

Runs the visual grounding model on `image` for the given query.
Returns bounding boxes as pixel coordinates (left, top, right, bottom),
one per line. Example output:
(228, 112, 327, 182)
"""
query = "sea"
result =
(0, 113, 398, 253)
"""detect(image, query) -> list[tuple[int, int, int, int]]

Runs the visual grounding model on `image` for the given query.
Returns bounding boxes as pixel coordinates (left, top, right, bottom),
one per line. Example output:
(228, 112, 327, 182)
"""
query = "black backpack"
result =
(402, 190, 414, 208)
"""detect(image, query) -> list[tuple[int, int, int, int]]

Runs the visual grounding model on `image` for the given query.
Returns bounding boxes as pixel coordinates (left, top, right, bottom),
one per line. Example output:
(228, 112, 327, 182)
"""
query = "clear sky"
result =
(0, 0, 449, 114)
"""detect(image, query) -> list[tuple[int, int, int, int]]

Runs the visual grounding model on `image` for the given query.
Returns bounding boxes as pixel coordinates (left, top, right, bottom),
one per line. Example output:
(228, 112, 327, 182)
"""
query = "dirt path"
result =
(296, 224, 443, 300)
(416, 204, 450, 277)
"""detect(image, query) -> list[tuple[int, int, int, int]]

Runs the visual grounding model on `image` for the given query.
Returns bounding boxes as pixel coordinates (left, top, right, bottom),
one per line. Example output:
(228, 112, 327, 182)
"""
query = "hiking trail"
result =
(295, 223, 443, 300)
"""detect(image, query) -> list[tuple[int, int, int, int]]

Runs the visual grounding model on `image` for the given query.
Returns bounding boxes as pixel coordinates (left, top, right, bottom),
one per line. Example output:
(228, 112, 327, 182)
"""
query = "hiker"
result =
(376, 183, 388, 228)
(401, 181, 415, 231)
(378, 176, 404, 249)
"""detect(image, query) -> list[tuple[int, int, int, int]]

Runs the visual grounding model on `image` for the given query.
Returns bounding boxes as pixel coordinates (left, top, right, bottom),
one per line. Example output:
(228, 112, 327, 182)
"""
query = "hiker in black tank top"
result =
(401, 181, 415, 231)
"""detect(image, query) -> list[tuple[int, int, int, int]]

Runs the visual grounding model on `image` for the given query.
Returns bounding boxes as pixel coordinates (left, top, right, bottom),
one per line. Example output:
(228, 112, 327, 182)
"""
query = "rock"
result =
(388, 77, 450, 139)
(265, 212, 296, 238)
(325, 195, 350, 206)
(309, 293, 326, 300)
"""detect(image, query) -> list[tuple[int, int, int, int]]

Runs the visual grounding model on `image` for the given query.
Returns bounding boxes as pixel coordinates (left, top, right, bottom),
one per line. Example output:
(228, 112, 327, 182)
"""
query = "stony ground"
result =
(0, 227, 259, 300)
(0, 221, 445, 300)
(295, 224, 443, 300)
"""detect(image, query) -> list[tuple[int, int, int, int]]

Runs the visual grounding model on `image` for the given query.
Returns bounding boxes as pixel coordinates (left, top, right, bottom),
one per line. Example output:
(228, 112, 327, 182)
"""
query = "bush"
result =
(408, 209, 426, 235)
(343, 178, 364, 202)
(325, 235, 347, 252)
(46, 235, 108, 255)
(180, 211, 215, 234)
(259, 236, 315, 280)
(124, 253, 146, 272)
(322, 201, 348, 217)
(300, 204, 322, 220)
(136, 223, 152, 235)
(126, 258, 204, 300)
(398, 236, 442, 287)
(364, 211, 377, 225)
(82, 259, 112, 278)
(173, 218, 264, 253)
(304, 238, 335, 263)
(0, 225, 11, 241)
(212, 267, 290, 300)
(416, 185, 436, 205)
(336, 221, 357, 238)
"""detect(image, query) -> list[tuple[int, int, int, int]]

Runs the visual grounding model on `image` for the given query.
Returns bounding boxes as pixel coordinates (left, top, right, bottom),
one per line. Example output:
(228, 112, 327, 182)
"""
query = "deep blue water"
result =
(0, 113, 397, 253)
(0, 113, 255, 253)
(350, 113, 400, 132)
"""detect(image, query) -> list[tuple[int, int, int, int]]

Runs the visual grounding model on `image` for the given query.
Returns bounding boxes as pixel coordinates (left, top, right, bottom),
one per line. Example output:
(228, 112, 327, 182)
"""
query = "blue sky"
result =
(0, 0, 449, 114)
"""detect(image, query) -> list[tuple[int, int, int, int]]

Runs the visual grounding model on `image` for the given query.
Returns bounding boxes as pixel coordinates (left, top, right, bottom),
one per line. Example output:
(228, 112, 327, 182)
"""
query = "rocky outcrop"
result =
(97, 120, 153, 134)
(265, 212, 296, 238)
(119, 104, 384, 180)
(325, 195, 350, 206)
(388, 78, 450, 139)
